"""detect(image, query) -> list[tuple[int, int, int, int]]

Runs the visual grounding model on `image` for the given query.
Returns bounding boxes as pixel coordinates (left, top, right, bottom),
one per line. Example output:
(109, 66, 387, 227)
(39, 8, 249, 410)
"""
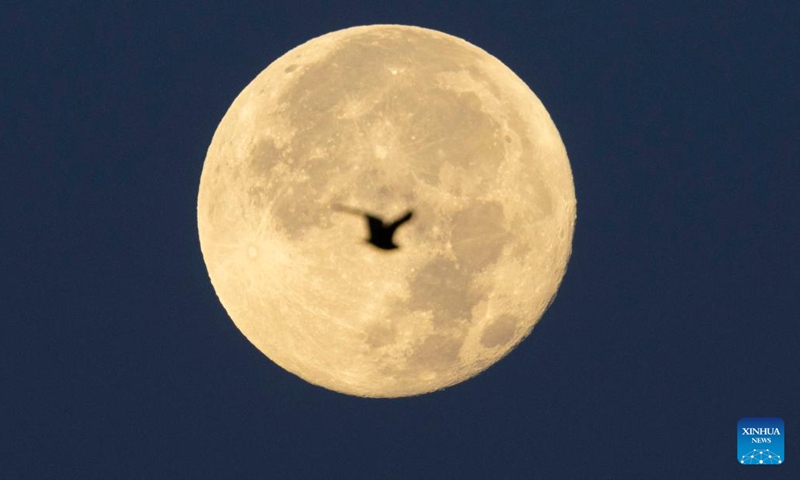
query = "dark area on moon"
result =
(363, 252, 526, 385)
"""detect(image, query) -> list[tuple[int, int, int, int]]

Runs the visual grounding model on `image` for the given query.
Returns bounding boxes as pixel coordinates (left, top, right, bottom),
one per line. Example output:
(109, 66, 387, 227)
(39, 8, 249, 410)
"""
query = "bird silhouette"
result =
(332, 204, 413, 250)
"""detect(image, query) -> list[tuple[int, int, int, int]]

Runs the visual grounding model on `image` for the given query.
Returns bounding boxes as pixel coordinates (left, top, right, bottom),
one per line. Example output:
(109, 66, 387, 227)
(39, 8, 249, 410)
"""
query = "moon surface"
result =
(197, 25, 576, 397)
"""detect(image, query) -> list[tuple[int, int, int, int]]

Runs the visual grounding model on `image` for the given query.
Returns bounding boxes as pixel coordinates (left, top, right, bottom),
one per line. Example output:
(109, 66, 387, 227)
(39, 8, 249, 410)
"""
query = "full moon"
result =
(197, 25, 576, 397)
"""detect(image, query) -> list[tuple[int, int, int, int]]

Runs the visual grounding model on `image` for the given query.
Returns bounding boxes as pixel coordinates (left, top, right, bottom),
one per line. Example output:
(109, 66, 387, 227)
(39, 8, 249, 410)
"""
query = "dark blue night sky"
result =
(2, 2, 798, 478)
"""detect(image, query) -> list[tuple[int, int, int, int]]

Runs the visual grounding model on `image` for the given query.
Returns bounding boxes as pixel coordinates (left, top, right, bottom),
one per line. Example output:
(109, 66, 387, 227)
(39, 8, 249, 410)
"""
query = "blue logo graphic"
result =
(738, 417, 784, 465)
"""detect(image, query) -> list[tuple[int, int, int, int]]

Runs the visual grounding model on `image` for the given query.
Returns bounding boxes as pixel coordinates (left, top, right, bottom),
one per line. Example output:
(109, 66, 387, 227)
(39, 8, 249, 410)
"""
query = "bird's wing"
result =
(387, 211, 413, 231)
(331, 203, 367, 216)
